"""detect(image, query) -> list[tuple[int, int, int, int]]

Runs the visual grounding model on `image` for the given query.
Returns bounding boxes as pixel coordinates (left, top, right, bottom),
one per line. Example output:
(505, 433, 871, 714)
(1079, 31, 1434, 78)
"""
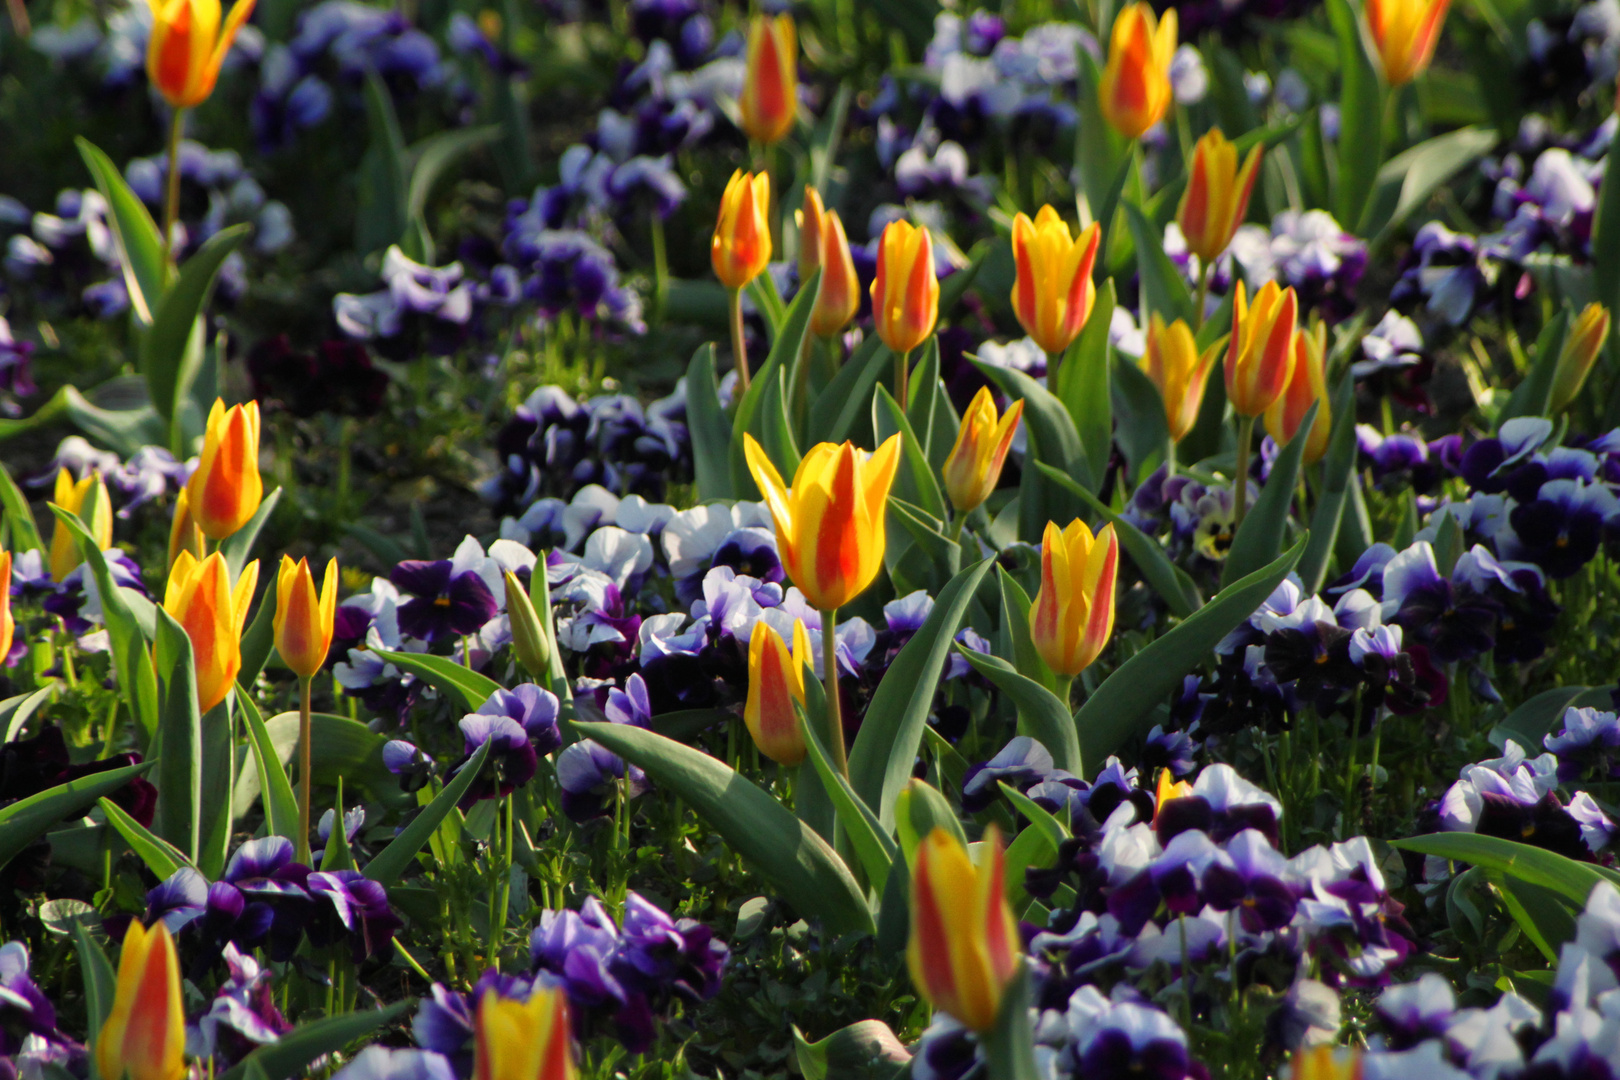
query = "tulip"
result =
(1265, 323, 1332, 466)
(942, 387, 1024, 516)
(744, 618, 812, 766)
(187, 399, 263, 541)
(908, 825, 1019, 1033)
(275, 553, 336, 863)
(147, 0, 258, 109)
(48, 468, 113, 583)
(713, 170, 772, 390)
(96, 920, 185, 1080)
(505, 571, 552, 679)
(1226, 280, 1298, 529)
(1364, 0, 1451, 88)
(166, 488, 205, 571)
(0, 551, 13, 666)
(163, 550, 258, 714)
(1098, 3, 1177, 140)
(796, 186, 827, 285)
(1549, 302, 1612, 413)
(1010, 206, 1101, 366)
(1141, 314, 1221, 449)
(1290, 1046, 1362, 1080)
(473, 984, 575, 1080)
(810, 209, 860, 339)
(871, 220, 939, 406)
(739, 14, 796, 146)
(1152, 767, 1195, 827)
(1178, 128, 1262, 268)
(1030, 519, 1118, 683)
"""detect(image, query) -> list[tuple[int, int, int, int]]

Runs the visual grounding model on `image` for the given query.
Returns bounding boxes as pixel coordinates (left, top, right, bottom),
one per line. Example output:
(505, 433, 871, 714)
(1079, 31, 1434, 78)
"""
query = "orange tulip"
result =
(811, 209, 860, 338)
(1141, 314, 1222, 443)
(942, 387, 1023, 514)
(274, 555, 338, 680)
(1225, 280, 1298, 418)
(870, 219, 940, 357)
(739, 14, 797, 145)
(1364, 0, 1451, 88)
(163, 550, 258, 713)
(908, 825, 1019, 1033)
(186, 399, 263, 541)
(797, 186, 827, 285)
(1030, 519, 1118, 678)
(744, 618, 813, 766)
(96, 921, 186, 1080)
(712, 170, 772, 292)
(1010, 206, 1101, 358)
(48, 467, 113, 582)
(0, 551, 13, 665)
(1265, 323, 1332, 466)
(1178, 129, 1262, 265)
(167, 488, 205, 571)
(473, 984, 575, 1080)
(147, 0, 259, 109)
(1098, 3, 1177, 139)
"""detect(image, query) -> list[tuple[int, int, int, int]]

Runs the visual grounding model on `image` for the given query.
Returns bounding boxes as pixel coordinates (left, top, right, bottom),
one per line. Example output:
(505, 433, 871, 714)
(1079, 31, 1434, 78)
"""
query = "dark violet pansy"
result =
(305, 870, 402, 962)
(390, 559, 499, 642)
(476, 684, 563, 755)
(456, 714, 538, 806)
(961, 736, 1056, 813)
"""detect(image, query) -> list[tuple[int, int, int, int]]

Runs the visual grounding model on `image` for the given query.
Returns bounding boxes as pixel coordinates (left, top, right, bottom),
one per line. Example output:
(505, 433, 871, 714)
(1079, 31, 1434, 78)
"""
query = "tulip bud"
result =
(1098, 3, 1178, 139)
(1364, 0, 1451, 88)
(1010, 206, 1101, 358)
(1141, 314, 1222, 443)
(147, 0, 259, 110)
(1225, 280, 1299, 418)
(871, 220, 940, 358)
(1030, 519, 1119, 678)
(739, 14, 797, 145)
(164, 551, 258, 713)
(97, 920, 186, 1080)
(1265, 323, 1332, 465)
(796, 185, 827, 284)
(505, 570, 553, 678)
(186, 399, 263, 541)
(1178, 128, 1262, 265)
(1549, 302, 1611, 413)
(942, 387, 1024, 514)
(167, 488, 205, 571)
(0, 551, 13, 666)
(744, 618, 812, 766)
(908, 825, 1020, 1033)
(473, 984, 575, 1080)
(712, 170, 772, 292)
(274, 555, 337, 681)
(49, 468, 113, 583)
(744, 433, 902, 612)
(811, 209, 860, 339)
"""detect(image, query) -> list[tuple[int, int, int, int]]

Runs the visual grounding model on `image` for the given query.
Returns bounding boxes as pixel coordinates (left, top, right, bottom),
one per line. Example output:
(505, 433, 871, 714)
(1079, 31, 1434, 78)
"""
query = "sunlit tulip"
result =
(1030, 519, 1118, 678)
(796, 186, 827, 284)
(1265, 323, 1332, 465)
(1225, 280, 1298, 418)
(1152, 768, 1195, 827)
(186, 399, 263, 541)
(472, 984, 575, 1080)
(1010, 206, 1101, 359)
(1178, 129, 1262, 265)
(147, 0, 258, 109)
(274, 555, 337, 680)
(739, 14, 797, 145)
(0, 551, 13, 665)
(744, 618, 812, 766)
(1098, 3, 1177, 139)
(1290, 1045, 1363, 1080)
(1364, 0, 1451, 87)
(743, 433, 902, 612)
(163, 550, 258, 713)
(810, 209, 860, 338)
(871, 219, 940, 357)
(942, 388, 1024, 514)
(1141, 314, 1221, 444)
(712, 170, 772, 292)
(908, 825, 1019, 1033)
(96, 920, 185, 1080)
(166, 488, 204, 571)
(1549, 302, 1612, 413)
(48, 468, 112, 583)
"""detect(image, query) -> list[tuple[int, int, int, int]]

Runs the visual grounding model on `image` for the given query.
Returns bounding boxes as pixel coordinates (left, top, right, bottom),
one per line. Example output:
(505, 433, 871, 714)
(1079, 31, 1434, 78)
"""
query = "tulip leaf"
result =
(142, 223, 251, 430)
(152, 605, 203, 863)
(75, 137, 165, 323)
(809, 334, 888, 447)
(59, 383, 169, 459)
(0, 459, 43, 554)
(685, 344, 733, 500)
(320, 778, 357, 871)
(959, 647, 1081, 775)
(232, 711, 408, 816)
(1489, 685, 1613, 752)
(1367, 126, 1498, 245)
(1074, 48, 1129, 211)
(747, 272, 789, 339)
(219, 487, 282, 582)
(996, 780, 1069, 846)
(0, 758, 153, 871)
(791, 1020, 913, 1080)
(1222, 400, 1319, 589)
(1004, 820, 1060, 916)
(1054, 279, 1116, 489)
(940, 242, 987, 318)
(406, 124, 500, 227)
(762, 362, 803, 481)
(996, 565, 1055, 692)
(1391, 833, 1620, 908)
(198, 698, 238, 879)
(238, 580, 278, 688)
(1111, 353, 1171, 486)
(97, 796, 192, 880)
(1328, 0, 1384, 233)
(904, 338, 958, 471)
(1074, 536, 1306, 764)
(1498, 308, 1570, 424)
(575, 720, 874, 935)
(1297, 372, 1358, 593)
(1124, 202, 1196, 327)
(1493, 872, 1579, 963)
(357, 70, 411, 256)
(73, 921, 117, 1052)
(237, 692, 298, 843)
(1, 685, 57, 745)
(850, 557, 995, 830)
(219, 1001, 415, 1080)
(375, 649, 501, 712)
(874, 385, 947, 520)
(874, 843, 911, 954)
(982, 964, 1042, 1080)
(364, 738, 494, 887)
(1597, 124, 1620, 314)
(887, 497, 962, 585)
(972, 360, 1087, 543)
(893, 778, 968, 863)
(796, 702, 897, 889)
(730, 269, 819, 498)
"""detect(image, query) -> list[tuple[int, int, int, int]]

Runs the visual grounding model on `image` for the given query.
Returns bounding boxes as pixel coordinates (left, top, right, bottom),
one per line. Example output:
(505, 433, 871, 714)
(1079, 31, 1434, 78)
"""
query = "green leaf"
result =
(375, 650, 501, 712)
(973, 361, 1086, 543)
(0, 459, 43, 554)
(0, 759, 153, 870)
(808, 334, 889, 446)
(576, 720, 873, 935)
(1328, 0, 1384, 232)
(941, 242, 987, 318)
(320, 778, 356, 871)
(998, 781, 1068, 846)
(152, 606, 203, 862)
(76, 137, 165, 323)
(141, 224, 251, 427)
(238, 692, 298, 842)
(356, 70, 411, 256)
(1595, 117, 1620, 313)
(850, 558, 995, 830)
(887, 498, 962, 584)
(958, 647, 1080, 774)
(0, 686, 56, 744)
(685, 344, 732, 500)
(1367, 127, 1498, 244)
(730, 270, 819, 498)
(1054, 280, 1116, 487)
(1074, 537, 1306, 764)
(874, 385, 946, 520)
(238, 579, 277, 688)
(1004, 821, 1060, 915)
(981, 964, 1042, 1080)
(905, 338, 959, 472)
(1492, 872, 1578, 963)
(407, 125, 499, 224)
(1222, 400, 1318, 588)
(747, 272, 789, 339)
(219, 487, 282, 582)
(232, 711, 407, 816)
(97, 796, 192, 879)
(1499, 309, 1570, 424)
(364, 739, 494, 887)
(1490, 685, 1613, 751)
(797, 702, 897, 890)
(1392, 832, 1620, 908)
(1074, 48, 1129, 210)
(791, 1020, 912, 1080)
(996, 566, 1054, 692)
(1111, 354, 1171, 486)
(219, 1002, 415, 1080)
(1297, 373, 1357, 593)
(1124, 202, 1195, 325)
(74, 921, 117, 1055)
(894, 777, 968, 862)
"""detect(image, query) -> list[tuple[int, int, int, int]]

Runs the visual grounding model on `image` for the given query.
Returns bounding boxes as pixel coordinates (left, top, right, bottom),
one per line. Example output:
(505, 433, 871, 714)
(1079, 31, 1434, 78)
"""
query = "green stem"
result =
(947, 511, 965, 552)
(895, 347, 911, 410)
(1053, 674, 1074, 710)
(821, 608, 848, 780)
(1165, 435, 1177, 478)
(729, 289, 750, 392)
(337, 416, 355, 519)
(650, 214, 668, 325)
(297, 676, 313, 865)
(1233, 413, 1256, 532)
(161, 109, 187, 273)
(1193, 260, 1212, 333)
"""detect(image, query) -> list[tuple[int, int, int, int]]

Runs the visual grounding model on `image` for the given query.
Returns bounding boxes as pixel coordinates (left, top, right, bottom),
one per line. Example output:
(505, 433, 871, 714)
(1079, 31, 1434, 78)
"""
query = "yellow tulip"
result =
(1365, 0, 1451, 87)
(712, 170, 772, 292)
(739, 14, 797, 145)
(1030, 519, 1119, 678)
(146, 0, 259, 109)
(942, 387, 1024, 514)
(97, 921, 186, 1080)
(1290, 1046, 1363, 1080)
(1264, 323, 1332, 466)
(163, 550, 258, 713)
(1178, 129, 1262, 265)
(1225, 280, 1299, 418)
(907, 825, 1020, 1033)
(1549, 302, 1612, 413)
(870, 219, 940, 357)
(1098, 4, 1177, 139)
(0, 551, 13, 665)
(48, 468, 113, 583)
(472, 984, 575, 1080)
(186, 399, 263, 541)
(1141, 314, 1221, 443)
(1010, 206, 1101, 358)
(273, 555, 338, 680)
(744, 618, 812, 766)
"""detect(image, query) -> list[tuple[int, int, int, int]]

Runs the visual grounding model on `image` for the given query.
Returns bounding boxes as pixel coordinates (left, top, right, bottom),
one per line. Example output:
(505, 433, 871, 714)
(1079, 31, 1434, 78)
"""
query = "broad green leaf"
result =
(1367, 127, 1498, 243)
(364, 739, 494, 887)
(997, 781, 1069, 846)
(142, 224, 251, 428)
(1054, 280, 1116, 488)
(1075, 49, 1128, 210)
(0, 685, 56, 744)
(973, 361, 1086, 543)
(219, 488, 282, 582)
(747, 272, 788, 339)
(1004, 820, 1060, 915)
(730, 270, 818, 498)
(959, 647, 1081, 774)
(407, 125, 499, 224)
(1222, 400, 1318, 588)
(887, 497, 961, 582)
(997, 565, 1054, 693)
(1392, 833, 1620, 908)
(356, 71, 410, 256)
(320, 778, 356, 872)
(649, 708, 731, 743)
(1490, 685, 1613, 751)
(874, 385, 946, 519)
(797, 703, 897, 890)
(97, 797, 192, 879)
(238, 692, 298, 842)
(791, 1020, 911, 1080)
(152, 606, 202, 862)
(904, 338, 957, 471)
(76, 137, 165, 322)
(0, 759, 153, 870)
(894, 777, 968, 863)
(0, 460, 42, 554)
(1124, 202, 1195, 326)
(219, 1002, 415, 1080)
(808, 334, 888, 447)
(1493, 872, 1578, 963)
(1498, 309, 1570, 424)
(238, 581, 277, 687)
(1111, 354, 1171, 485)
(1297, 373, 1357, 593)
(982, 965, 1042, 1080)
(198, 702, 236, 881)
(685, 344, 732, 500)
(1328, 0, 1384, 232)
(375, 649, 501, 712)
(74, 922, 117, 1053)
(232, 712, 407, 815)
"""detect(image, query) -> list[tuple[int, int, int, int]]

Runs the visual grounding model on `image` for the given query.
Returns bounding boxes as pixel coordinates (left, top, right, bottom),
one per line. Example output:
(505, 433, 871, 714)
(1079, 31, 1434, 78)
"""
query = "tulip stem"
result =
(649, 213, 668, 324)
(895, 347, 911, 410)
(1054, 674, 1074, 710)
(1193, 261, 1212, 332)
(1165, 436, 1176, 478)
(296, 675, 313, 865)
(729, 289, 750, 392)
(161, 108, 187, 273)
(1233, 413, 1255, 533)
(821, 607, 848, 780)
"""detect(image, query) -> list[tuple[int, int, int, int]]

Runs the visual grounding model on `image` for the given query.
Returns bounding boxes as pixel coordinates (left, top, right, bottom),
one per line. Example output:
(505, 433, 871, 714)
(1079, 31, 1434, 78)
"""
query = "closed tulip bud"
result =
(164, 551, 258, 713)
(1225, 280, 1299, 418)
(274, 555, 337, 681)
(0, 551, 12, 666)
(1265, 324, 1332, 465)
(1152, 767, 1195, 826)
(1098, 3, 1177, 139)
(811, 209, 860, 338)
(1178, 129, 1262, 264)
(1030, 519, 1119, 677)
(943, 388, 1024, 514)
(871, 220, 940, 357)
(744, 618, 812, 766)
(1141, 314, 1221, 443)
(797, 185, 827, 284)
(744, 433, 902, 612)
(505, 570, 552, 678)
(1010, 206, 1101, 358)
(49, 468, 113, 583)
(1364, 0, 1451, 88)
(739, 14, 796, 145)
(1550, 302, 1611, 413)
(96, 920, 186, 1080)
(147, 0, 258, 109)
(167, 488, 205, 571)
(712, 170, 772, 292)
(473, 984, 575, 1080)
(1290, 1046, 1363, 1080)
(908, 825, 1019, 1033)
(186, 399, 263, 541)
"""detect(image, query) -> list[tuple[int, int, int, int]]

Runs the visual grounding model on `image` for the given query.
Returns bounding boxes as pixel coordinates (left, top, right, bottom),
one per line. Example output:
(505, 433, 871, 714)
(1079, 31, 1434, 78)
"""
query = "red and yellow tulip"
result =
(167, 488, 205, 571)
(739, 14, 797, 145)
(1364, 0, 1451, 88)
(712, 170, 772, 292)
(274, 555, 338, 681)
(942, 387, 1024, 514)
(1290, 1045, 1363, 1080)
(1265, 323, 1332, 465)
(1098, 3, 1177, 139)
(908, 825, 1019, 1033)
(811, 209, 860, 339)
(1178, 129, 1262, 265)
(472, 984, 575, 1080)
(96, 920, 186, 1080)
(147, 0, 259, 109)
(48, 468, 113, 582)
(1030, 519, 1119, 678)
(187, 399, 263, 541)
(0, 551, 13, 666)
(1225, 280, 1299, 418)
(797, 186, 827, 285)
(745, 618, 813, 766)
(1010, 206, 1101, 358)
(164, 550, 258, 713)
(1549, 302, 1612, 413)
(1141, 314, 1221, 443)
(870, 220, 939, 357)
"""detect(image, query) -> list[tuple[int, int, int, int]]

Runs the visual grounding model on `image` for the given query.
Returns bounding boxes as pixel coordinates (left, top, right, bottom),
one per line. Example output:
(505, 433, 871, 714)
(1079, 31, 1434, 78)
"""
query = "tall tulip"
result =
(1365, 0, 1451, 87)
(472, 984, 575, 1080)
(0, 551, 13, 667)
(811, 209, 860, 339)
(738, 14, 796, 146)
(942, 387, 1024, 518)
(163, 550, 258, 714)
(1178, 129, 1262, 318)
(167, 488, 205, 571)
(48, 468, 112, 583)
(908, 825, 1019, 1034)
(871, 220, 939, 407)
(97, 920, 186, 1080)
(187, 399, 263, 541)
(275, 554, 338, 862)
(1030, 519, 1118, 691)
(1098, 3, 1177, 140)
(1141, 314, 1222, 453)
(1265, 323, 1332, 466)
(1225, 280, 1298, 529)
(745, 432, 901, 777)
(796, 186, 827, 285)
(1010, 206, 1101, 373)
(744, 618, 812, 766)
(713, 170, 772, 391)
(1549, 302, 1612, 413)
